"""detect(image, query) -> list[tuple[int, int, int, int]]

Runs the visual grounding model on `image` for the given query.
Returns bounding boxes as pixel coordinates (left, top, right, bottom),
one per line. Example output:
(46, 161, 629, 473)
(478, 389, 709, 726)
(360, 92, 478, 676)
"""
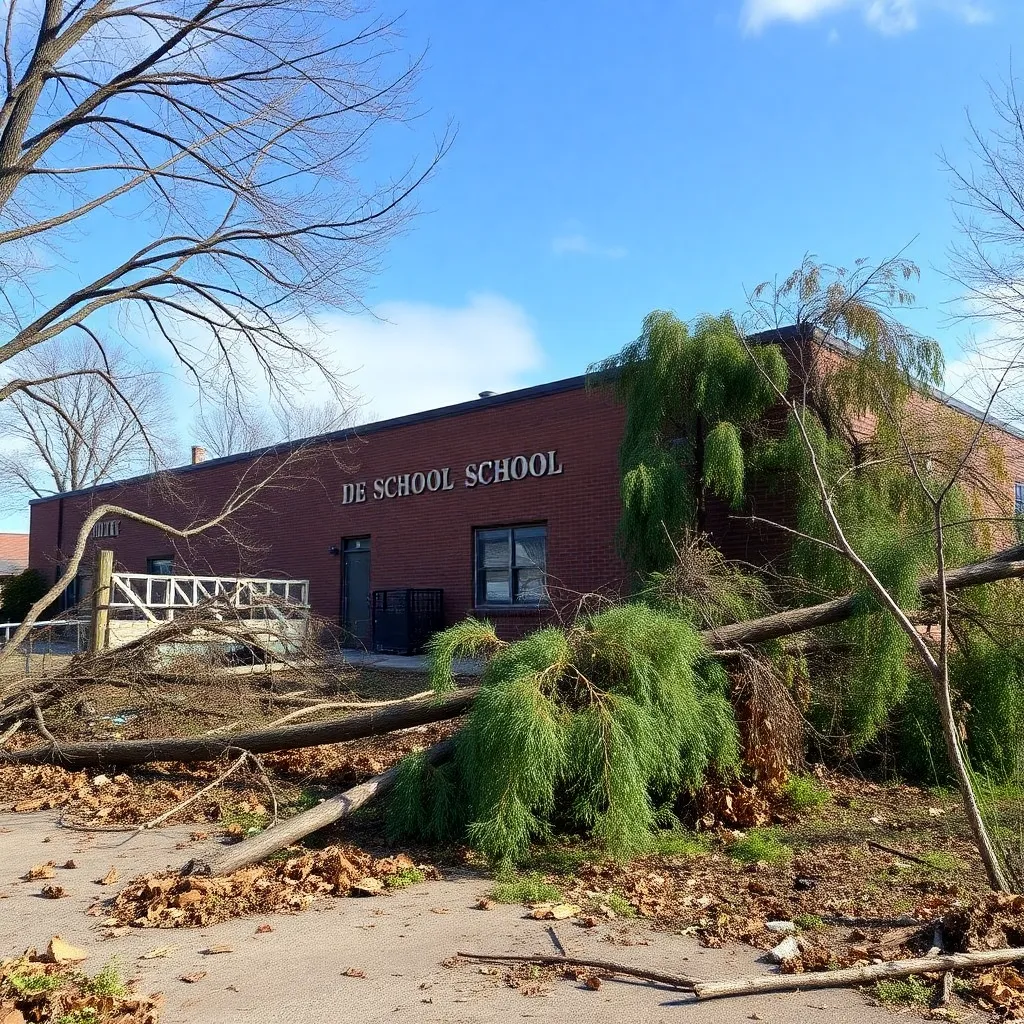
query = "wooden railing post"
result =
(88, 549, 114, 653)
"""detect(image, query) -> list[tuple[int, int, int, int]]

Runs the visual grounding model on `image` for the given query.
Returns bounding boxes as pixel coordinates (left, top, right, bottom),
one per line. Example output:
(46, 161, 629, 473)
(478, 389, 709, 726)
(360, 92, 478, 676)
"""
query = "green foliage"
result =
(873, 977, 934, 1007)
(491, 871, 562, 904)
(0, 567, 49, 622)
(600, 892, 637, 917)
(642, 531, 772, 629)
(793, 913, 825, 931)
(589, 311, 787, 577)
(82, 960, 127, 998)
(645, 828, 710, 858)
(8, 971, 63, 995)
(383, 866, 426, 889)
(391, 604, 740, 865)
(728, 827, 792, 864)
(426, 617, 502, 693)
(783, 774, 831, 811)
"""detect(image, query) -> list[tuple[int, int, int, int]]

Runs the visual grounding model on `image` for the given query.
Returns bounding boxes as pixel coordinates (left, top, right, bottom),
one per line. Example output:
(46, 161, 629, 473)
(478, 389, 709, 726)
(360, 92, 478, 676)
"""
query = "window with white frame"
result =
(474, 525, 547, 606)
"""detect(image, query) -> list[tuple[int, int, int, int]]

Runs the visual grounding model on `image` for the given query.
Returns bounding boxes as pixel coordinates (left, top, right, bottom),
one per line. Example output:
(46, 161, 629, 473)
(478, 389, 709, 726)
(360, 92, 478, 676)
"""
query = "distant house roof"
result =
(0, 533, 29, 576)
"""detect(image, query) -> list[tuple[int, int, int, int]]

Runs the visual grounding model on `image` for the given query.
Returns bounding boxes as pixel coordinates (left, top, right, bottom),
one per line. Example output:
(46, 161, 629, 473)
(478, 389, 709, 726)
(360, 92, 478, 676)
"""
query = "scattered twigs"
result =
(134, 750, 250, 833)
(245, 752, 279, 826)
(455, 952, 703, 991)
(692, 948, 1024, 1000)
(30, 695, 57, 746)
(867, 840, 933, 867)
(265, 692, 434, 728)
(0, 719, 22, 746)
(1, 688, 478, 768)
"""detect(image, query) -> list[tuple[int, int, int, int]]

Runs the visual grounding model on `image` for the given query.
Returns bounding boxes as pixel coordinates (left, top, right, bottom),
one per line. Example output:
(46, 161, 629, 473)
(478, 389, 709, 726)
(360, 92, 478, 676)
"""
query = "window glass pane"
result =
(514, 528, 546, 568)
(482, 570, 510, 604)
(478, 530, 510, 569)
(1016, 483, 1024, 517)
(514, 568, 545, 604)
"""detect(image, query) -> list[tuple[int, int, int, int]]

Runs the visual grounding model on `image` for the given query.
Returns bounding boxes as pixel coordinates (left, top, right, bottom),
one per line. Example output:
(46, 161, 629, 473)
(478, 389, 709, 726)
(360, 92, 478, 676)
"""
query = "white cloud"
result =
(551, 233, 627, 260)
(741, 0, 992, 34)
(168, 293, 546, 430)
(309, 294, 546, 421)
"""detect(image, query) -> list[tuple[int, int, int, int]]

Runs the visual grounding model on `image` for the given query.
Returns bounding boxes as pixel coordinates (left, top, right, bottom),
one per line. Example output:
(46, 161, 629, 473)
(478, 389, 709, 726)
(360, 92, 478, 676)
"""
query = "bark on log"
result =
(705, 552, 1024, 648)
(185, 737, 456, 876)
(0, 689, 476, 769)
(693, 947, 1024, 1000)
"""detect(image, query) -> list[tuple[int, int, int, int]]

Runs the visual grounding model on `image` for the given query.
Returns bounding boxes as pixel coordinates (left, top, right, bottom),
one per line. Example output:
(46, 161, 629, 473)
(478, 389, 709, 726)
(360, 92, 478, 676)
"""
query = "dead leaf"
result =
(351, 877, 384, 896)
(584, 976, 602, 991)
(97, 867, 118, 886)
(179, 972, 207, 984)
(430, 907, 449, 915)
(928, 807, 945, 817)
(47, 935, 88, 963)
(39, 885, 69, 899)
(61, 860, 77, 870)
(24, 862, 55, 880)
(343, 968, 367, 978)
(255, 924, 273, 934)
(475, 898, 495, 911)
(200, 944, 233, 955)
(139, 946, 176, 959)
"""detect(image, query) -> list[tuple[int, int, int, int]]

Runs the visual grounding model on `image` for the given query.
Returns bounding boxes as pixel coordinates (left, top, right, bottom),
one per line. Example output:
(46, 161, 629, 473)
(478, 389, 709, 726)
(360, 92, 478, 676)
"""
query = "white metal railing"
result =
(108, 573, 309, 622)
(0, 619, 86, 650)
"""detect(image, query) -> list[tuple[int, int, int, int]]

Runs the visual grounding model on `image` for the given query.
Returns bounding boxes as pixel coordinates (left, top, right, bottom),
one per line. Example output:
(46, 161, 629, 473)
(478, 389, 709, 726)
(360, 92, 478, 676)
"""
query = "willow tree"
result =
(589, 312, 788, 578)
(745, 255, 1019, 891)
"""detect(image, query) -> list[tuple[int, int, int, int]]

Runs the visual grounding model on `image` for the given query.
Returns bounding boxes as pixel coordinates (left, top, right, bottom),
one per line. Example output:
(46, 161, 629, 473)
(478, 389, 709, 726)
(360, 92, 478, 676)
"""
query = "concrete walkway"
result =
(339, 648, 483, 675)
(0, 812, 903, 1024)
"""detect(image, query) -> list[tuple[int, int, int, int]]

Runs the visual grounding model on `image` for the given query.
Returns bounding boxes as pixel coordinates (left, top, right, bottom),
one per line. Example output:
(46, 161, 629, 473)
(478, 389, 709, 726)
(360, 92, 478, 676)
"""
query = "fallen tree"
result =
(0, 689, 476, 769)
(692, 947, 1024, 1000)
(4, 543, 1024, 769)
(185, 738, 455, 876)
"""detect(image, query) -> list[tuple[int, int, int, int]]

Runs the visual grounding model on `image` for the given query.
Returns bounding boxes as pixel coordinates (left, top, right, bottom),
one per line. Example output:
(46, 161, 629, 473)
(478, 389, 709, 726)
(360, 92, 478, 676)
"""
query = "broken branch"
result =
(455, 952, 703, 990)
(693, 947, 1024, 1000)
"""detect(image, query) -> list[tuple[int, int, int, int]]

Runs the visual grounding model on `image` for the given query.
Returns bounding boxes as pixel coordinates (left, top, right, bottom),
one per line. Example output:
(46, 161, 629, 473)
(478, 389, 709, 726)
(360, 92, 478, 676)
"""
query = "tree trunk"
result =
(705, 549, 1024, 648)
(693, 947, 1024, 1000)
(0, 689, 477, 768)
(185, 737, 455, 876)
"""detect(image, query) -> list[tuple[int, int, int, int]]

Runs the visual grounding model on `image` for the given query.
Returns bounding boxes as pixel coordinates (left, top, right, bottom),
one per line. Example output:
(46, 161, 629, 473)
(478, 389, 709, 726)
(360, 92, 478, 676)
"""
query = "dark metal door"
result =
(341, 537, 371, 648)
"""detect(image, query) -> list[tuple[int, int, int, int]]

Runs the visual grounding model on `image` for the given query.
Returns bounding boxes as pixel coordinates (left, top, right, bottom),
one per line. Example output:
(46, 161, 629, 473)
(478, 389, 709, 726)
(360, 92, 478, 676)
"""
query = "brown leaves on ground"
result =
(0, 951, 160, 1024)
(110, 848, 438, 928)
(943, 893, 1024, 953)
(975, 966, 1024, 1020)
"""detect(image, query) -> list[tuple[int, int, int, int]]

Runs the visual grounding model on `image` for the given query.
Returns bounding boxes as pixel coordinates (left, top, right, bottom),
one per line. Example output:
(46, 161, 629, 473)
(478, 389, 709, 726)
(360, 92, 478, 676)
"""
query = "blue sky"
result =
(320, 0, 1023, 409)
(5, 0, 1022, 534)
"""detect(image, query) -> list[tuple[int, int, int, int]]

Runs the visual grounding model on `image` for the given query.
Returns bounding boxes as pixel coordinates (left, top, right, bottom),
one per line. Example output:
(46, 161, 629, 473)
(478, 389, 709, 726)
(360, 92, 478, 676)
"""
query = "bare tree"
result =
(191, 394, 364, 458)
(744, 255, 1016, 892)
(0, 0, 448, 417)
(0, 337, 174, 507)
(0, 0, 445, 644)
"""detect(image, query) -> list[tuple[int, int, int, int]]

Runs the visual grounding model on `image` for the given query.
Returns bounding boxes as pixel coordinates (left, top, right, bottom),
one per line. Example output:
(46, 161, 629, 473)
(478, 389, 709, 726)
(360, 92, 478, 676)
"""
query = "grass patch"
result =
(55, 1010, 99, 1024)
(783, 774, 831, 811)
(491, 871, 562, 905)
(793, 913, 824, 931)
(600, 891, 637, 918)
(728, 827, 792, 865)
(8, 971, 63, 995)
(522, 846, 592, 876)
(383, 867, 426, 890)
(920, 851, 962, 872)
(873, 977, 934, 1007)
(647, 829, 710, 857)
(81, 960, 127, 998)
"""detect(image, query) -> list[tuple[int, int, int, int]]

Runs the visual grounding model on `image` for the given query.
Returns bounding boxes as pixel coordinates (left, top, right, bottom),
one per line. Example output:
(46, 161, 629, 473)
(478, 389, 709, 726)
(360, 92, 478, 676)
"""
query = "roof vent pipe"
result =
(478, 391, 496, 399)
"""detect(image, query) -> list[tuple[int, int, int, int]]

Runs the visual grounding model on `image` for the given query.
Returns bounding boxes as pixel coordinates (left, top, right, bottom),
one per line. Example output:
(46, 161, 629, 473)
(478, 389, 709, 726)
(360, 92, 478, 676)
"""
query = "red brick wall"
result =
(28, 384, 629, 639)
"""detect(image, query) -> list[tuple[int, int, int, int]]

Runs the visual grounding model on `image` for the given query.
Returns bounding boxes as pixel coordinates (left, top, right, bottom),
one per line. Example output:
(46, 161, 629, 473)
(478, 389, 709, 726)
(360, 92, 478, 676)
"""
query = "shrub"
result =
(491, 872, 561, 905)
(0, 568, 49, 622)
(783, 774, 831, 811)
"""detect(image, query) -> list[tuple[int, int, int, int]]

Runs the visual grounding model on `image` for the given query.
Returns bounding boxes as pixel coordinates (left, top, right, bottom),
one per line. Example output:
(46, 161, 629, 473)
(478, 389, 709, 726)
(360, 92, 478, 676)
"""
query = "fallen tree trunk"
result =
(0, 689, 476, 769)
(693, 947, 1024, 1000)
(6, 547, 1024, 765)
(185, 737, 456, 876)
(705, 549, 1024, 647)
